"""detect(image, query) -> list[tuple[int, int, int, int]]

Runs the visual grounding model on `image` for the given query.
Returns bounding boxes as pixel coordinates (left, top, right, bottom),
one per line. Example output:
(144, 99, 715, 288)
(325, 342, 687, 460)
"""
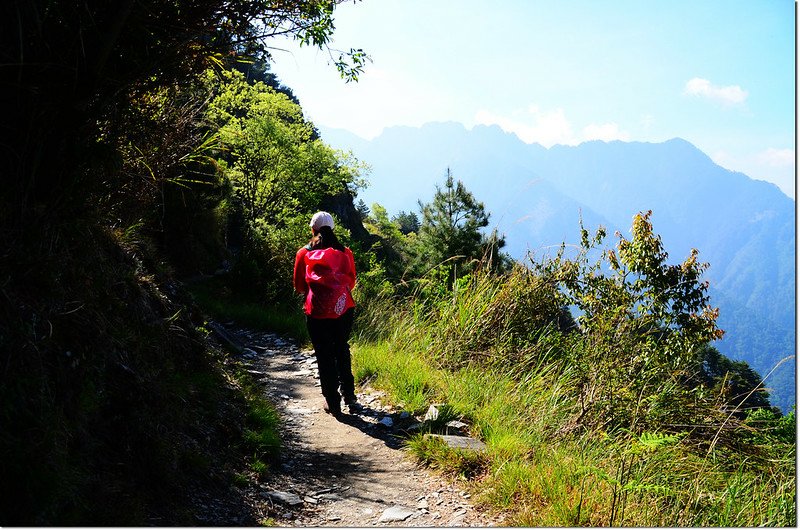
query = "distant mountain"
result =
(321, 122, 796, 413)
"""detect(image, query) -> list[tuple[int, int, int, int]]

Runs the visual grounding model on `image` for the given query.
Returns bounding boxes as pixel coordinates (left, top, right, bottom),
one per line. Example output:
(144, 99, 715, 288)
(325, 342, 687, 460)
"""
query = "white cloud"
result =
(475, 106, 638, 147)
(582, 122, 631, 142)
(475, 106, 634, 147)
(757, 147, 795, 168)
(474, 106, 576, 147)
(683, 77, 748, 106)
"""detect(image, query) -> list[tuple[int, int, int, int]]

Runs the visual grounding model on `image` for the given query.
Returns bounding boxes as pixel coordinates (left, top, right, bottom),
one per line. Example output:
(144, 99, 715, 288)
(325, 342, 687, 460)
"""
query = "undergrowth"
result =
(230, 367, 282, 476)
(188, 275, 307, 341)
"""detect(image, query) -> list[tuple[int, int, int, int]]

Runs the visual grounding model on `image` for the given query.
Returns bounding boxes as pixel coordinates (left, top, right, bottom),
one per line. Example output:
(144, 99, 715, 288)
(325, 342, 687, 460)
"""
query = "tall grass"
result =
(350, 266, 796, 527)
(352, 341, 442, 412)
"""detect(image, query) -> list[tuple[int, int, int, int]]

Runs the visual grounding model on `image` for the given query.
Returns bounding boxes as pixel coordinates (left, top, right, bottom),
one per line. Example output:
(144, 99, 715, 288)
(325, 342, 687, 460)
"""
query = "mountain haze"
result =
(322, 122, 795, 413)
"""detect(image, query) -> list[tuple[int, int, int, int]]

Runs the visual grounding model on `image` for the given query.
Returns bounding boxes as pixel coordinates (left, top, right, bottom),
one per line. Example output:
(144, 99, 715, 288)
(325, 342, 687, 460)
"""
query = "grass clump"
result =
(232, 473, 250, 488)
(406, 434, 489, 479)
(351, 341, 442, 413)
(243, 402, 281, 459)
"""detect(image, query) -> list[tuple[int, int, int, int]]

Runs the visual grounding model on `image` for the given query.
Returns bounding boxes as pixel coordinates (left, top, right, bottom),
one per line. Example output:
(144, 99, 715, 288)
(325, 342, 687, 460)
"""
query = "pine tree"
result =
(414, 168, 496, 281)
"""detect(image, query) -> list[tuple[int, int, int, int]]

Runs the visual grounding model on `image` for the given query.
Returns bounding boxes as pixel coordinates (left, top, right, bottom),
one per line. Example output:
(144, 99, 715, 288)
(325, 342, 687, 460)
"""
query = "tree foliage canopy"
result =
(206, 69, 361, 228)
(1, 0, 366, 225)
(532, 211, 729, 431)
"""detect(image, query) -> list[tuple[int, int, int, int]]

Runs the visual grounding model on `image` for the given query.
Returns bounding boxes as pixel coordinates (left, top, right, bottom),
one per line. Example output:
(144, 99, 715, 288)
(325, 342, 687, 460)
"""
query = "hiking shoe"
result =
(344, 395, 361, 411)
(323, 400, 342, 416)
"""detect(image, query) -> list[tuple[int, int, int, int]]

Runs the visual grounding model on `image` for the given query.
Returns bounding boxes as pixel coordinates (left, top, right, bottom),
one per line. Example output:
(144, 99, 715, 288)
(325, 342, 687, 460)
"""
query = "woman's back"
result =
(295, 245, 356, 318)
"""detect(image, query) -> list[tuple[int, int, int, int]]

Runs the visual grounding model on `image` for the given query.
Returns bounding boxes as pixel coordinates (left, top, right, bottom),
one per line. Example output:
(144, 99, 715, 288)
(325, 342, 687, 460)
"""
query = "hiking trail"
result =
(202, 323, 503, 527)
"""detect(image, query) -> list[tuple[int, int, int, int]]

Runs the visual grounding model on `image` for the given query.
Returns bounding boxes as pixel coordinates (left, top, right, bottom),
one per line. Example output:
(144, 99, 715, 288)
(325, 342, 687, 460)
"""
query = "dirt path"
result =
(219, 325, 502, 527)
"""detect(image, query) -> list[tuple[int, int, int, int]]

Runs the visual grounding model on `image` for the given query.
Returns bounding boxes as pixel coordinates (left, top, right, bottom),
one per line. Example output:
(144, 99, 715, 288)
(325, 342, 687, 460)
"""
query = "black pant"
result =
(306, 308, 355, 408)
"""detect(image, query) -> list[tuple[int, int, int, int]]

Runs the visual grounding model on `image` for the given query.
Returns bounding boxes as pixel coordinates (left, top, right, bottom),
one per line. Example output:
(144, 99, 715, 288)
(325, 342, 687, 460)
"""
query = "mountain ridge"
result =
(321, 121, 795, 413)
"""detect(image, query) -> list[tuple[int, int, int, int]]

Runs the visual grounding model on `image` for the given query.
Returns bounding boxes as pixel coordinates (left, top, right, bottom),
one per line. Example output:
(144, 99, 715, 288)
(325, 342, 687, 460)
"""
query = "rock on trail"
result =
(211, 323, 502, 527)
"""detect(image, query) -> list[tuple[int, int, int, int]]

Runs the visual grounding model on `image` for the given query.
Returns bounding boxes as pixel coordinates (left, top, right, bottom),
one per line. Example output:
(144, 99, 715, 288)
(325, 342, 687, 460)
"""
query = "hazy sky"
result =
(269, 0, 796, 198)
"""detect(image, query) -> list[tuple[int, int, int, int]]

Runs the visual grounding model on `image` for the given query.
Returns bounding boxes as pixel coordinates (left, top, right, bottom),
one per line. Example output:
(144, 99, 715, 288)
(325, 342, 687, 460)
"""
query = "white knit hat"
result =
(309, 211, 334, 232)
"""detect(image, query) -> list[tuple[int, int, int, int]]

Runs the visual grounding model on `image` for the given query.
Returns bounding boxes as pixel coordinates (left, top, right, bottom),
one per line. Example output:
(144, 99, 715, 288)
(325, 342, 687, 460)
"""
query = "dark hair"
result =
(309, 225, 345, 251)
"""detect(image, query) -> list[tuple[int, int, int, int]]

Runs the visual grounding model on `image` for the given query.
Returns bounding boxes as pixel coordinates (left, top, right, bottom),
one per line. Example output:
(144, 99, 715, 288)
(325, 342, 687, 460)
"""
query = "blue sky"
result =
(269, 0, 796, 198)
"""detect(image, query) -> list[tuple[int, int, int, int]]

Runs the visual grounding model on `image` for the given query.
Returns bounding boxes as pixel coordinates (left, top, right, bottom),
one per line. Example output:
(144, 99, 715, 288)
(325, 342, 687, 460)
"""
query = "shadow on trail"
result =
(332, 406, 408, 450)
(270, 441, 415, 506)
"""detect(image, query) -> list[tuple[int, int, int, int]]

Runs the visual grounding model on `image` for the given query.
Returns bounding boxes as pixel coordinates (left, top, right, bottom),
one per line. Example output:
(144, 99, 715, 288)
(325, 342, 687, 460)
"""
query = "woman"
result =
(293, 211, 358, 415)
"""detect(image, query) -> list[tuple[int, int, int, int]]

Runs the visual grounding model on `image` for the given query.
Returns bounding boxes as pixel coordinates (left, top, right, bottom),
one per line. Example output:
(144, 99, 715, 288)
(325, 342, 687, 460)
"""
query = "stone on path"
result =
(378, 505, 416, 522)
(448, 512, 467, 526)
(423, 404, 472, 431)
(316, 492, 343, 501)
(285, 407, 313, 415)
(379, 416, 394, 428)
(265, 491, 303, 507)
(424, 434, 487, 451)
(423, 404, 442, 422)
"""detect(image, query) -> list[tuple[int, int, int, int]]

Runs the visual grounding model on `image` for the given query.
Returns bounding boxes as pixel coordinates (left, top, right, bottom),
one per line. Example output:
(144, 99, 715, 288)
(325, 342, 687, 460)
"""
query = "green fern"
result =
(631, 431, 684, 454)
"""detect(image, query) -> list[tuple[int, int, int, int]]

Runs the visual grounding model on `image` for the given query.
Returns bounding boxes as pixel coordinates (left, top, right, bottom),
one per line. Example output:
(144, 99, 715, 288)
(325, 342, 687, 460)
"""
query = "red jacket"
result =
(293, 245, 356, 318)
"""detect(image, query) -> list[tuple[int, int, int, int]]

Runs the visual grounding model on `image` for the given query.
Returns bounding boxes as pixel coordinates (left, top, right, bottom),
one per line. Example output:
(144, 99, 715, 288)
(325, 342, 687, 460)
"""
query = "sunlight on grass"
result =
(352, 342, 440, 412)
(351, 332, 795, 526)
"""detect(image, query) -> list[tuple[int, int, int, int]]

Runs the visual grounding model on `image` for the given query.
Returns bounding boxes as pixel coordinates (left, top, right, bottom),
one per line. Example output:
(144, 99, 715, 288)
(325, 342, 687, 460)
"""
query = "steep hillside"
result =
(0, 220, 259, 524)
